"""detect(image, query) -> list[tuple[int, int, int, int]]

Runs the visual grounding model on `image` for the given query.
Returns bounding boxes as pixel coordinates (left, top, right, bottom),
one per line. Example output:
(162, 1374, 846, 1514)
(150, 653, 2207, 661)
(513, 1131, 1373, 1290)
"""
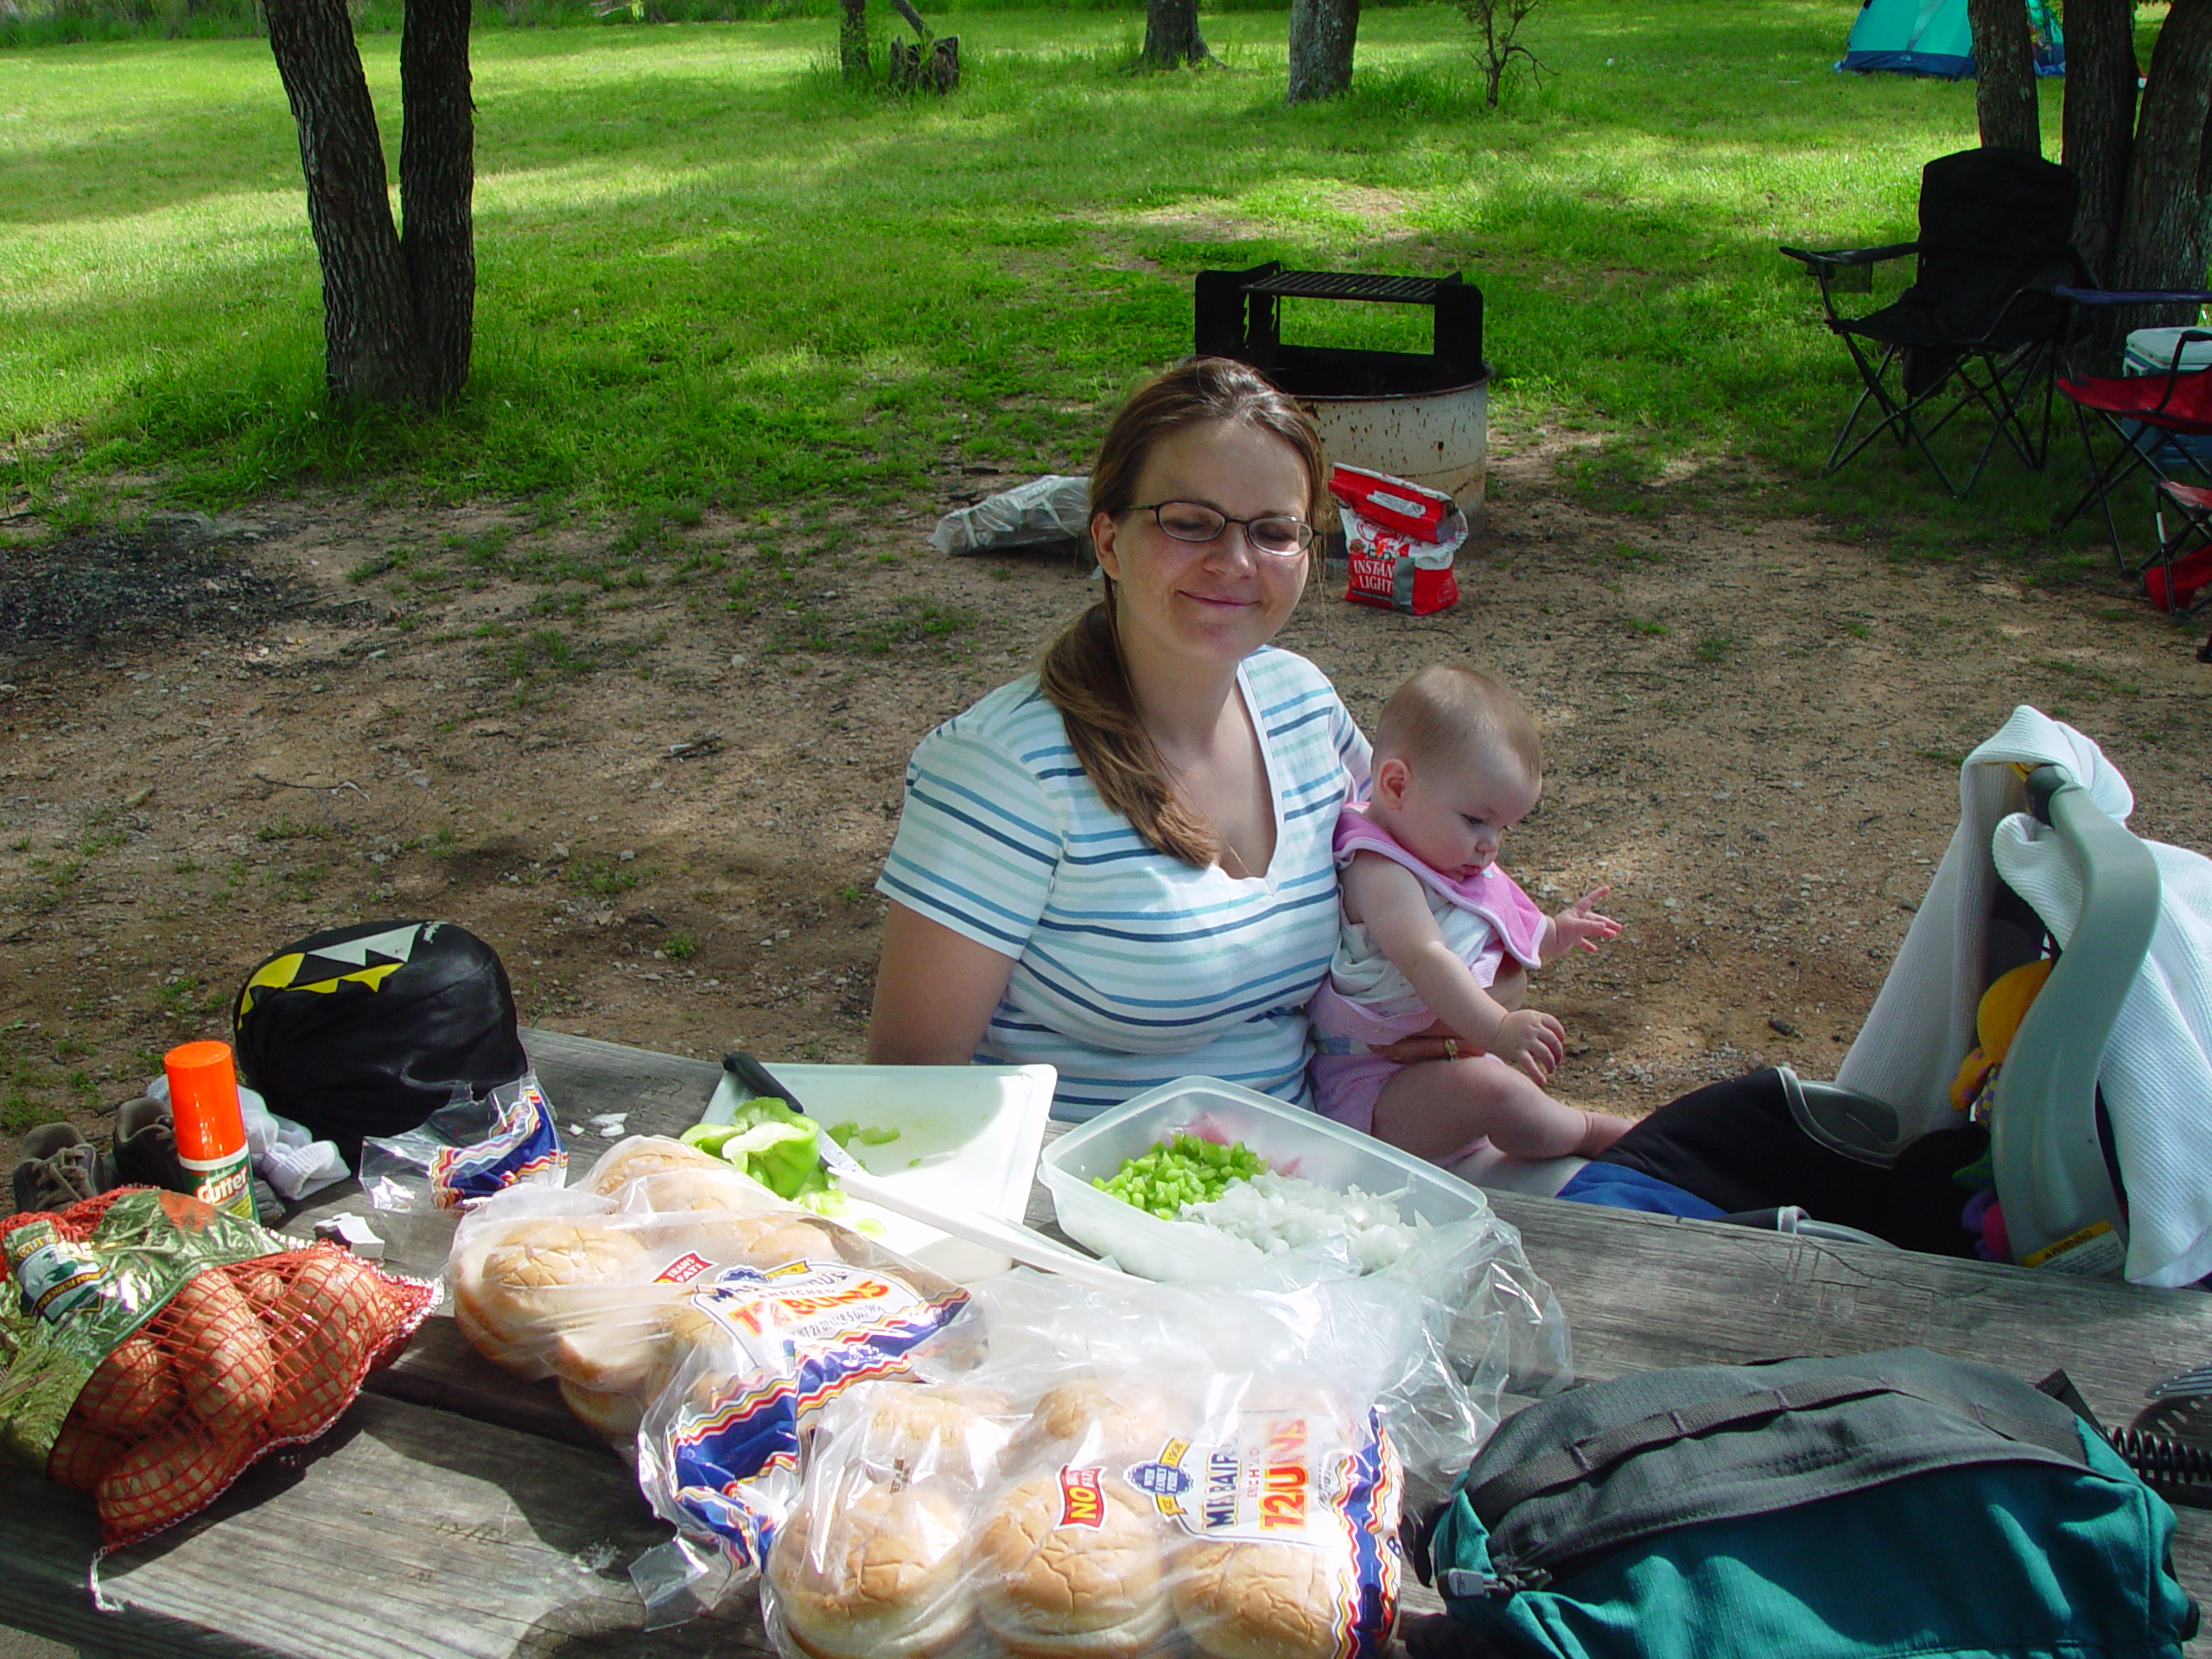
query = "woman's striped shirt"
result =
(877, 646, 1370, 1120)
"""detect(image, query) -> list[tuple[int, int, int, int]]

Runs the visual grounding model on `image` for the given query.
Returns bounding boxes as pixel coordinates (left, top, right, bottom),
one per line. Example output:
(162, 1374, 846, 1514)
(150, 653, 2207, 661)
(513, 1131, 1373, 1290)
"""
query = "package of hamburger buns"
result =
(448, 1135, 973, 1609)
(755, 1271, 1440, 1659)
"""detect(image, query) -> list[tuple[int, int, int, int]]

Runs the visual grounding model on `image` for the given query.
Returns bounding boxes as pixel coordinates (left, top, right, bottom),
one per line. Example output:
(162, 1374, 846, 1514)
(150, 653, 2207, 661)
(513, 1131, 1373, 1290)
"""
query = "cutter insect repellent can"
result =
(163, 1040, 255, 1220)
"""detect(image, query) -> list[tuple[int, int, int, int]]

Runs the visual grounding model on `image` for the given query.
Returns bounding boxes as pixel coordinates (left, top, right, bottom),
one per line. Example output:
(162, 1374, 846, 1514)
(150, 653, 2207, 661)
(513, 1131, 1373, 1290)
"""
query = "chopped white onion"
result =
(1183, 1173, 1422, 1271)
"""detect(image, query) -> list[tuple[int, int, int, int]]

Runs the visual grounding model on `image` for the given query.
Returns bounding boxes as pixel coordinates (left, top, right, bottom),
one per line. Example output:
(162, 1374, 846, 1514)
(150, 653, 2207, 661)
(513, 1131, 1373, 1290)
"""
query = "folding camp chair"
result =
(2146, 480, 2212, 619)
(1781, 149, 2088, 499)
(2050, 289, 2212, 572)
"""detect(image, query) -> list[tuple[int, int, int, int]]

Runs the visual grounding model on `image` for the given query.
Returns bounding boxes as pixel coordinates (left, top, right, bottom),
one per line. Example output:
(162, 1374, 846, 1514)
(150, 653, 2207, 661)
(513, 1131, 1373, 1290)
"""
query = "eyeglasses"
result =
(1123, 500, 1315, 558)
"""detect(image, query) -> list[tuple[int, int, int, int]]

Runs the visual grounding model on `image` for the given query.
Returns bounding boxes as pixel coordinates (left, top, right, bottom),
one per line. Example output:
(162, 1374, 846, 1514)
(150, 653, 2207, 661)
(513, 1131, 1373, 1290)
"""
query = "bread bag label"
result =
(1057, 1465, 1106, 1528)
(651, 1260, 969, 1575)
(691, 1260, 929, 1354)
(1122, 1411, 1358, 1545)
(656, 1250, 715, 1285)
(423, 1074, 565, 1208)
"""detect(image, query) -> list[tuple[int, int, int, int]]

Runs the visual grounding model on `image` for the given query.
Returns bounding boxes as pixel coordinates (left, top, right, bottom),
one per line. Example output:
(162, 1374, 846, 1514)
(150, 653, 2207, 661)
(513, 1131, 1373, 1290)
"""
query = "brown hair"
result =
(1037, 359, 1327, 868)
(1374, 664, 1543, 783)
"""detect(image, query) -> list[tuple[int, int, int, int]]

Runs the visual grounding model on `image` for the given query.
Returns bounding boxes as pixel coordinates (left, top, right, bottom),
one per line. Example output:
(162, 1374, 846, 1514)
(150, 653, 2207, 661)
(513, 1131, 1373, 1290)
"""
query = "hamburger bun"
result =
(452, 1218, 650, 1372)
(551, 1294, 677, 1393)
(769, 1478, 974, 1659)
(974, 1468, 1175, 1657)
(623, 1164, 773, 1217)
(584, 1136, 730, 1196)
(1007, 1378, 1183, 1469)
(742, 1217, 838, 1269)
(557, 1376, 646, 1445)
(1172, 1538, 1366, 1659)
(841, 1382, 1013, 1490)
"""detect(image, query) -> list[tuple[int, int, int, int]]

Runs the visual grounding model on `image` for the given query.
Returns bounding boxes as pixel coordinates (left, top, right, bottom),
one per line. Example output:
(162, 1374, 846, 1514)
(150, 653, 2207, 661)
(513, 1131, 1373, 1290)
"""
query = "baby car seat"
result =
(1461, 715, 2176, 1279)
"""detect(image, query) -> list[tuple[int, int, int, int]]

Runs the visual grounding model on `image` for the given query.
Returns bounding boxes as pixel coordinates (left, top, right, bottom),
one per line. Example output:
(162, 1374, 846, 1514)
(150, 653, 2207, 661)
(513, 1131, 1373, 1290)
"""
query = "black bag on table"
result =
(232, 920, 527, 1162)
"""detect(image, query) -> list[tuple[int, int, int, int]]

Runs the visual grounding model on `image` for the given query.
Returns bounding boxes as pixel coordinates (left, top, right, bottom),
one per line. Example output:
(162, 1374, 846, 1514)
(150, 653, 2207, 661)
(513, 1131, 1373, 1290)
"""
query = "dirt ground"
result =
(3, 442, 2208, 1174)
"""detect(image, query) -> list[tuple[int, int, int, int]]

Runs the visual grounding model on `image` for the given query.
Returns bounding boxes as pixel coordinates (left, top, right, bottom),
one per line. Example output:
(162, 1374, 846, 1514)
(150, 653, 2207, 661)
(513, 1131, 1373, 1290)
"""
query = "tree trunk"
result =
(400, 0, 473, 412)
(1139, 0, 1206, 67)
(2112, 0, 2212, 327)
(2059, 0, 2139, 285)
(1286, 0, 1357, 103)
(838, 0, 867, 77)
(265, 0, 421, 408)
(1964, 0, 2039, 154)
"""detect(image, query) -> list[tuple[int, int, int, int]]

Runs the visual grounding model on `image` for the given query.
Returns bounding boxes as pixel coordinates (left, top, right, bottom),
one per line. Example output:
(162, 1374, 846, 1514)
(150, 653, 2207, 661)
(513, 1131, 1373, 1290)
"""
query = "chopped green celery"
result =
(1096, 1133, 1272, 1216)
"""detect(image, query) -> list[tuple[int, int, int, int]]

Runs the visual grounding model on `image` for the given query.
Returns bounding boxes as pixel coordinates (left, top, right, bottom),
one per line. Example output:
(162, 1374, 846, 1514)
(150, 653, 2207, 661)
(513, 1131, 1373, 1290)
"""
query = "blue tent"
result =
(1840, 0, 2063, 79)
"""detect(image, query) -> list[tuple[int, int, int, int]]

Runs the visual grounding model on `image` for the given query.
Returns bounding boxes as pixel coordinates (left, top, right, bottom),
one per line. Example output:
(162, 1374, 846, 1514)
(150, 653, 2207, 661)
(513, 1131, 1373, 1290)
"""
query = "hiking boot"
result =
(10, 1122, 111, 1216)
(112, 1096, 192, 1194)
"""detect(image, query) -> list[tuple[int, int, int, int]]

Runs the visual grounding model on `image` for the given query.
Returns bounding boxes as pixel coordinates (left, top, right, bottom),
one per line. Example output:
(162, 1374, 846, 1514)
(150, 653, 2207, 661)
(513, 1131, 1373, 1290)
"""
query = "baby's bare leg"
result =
(1489, 961, 1529, 1012)
(1370, 1055, 1629, 1164)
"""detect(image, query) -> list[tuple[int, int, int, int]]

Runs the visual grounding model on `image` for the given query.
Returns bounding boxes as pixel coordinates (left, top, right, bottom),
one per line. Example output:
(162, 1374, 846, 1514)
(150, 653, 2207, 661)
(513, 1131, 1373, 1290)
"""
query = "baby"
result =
(1310, 664, 1630, 1165)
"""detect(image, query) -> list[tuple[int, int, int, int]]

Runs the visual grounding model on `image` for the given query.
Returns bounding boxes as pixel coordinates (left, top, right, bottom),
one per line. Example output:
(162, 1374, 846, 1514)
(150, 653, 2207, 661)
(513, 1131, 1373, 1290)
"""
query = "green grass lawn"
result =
(0, 0, 2154, 556)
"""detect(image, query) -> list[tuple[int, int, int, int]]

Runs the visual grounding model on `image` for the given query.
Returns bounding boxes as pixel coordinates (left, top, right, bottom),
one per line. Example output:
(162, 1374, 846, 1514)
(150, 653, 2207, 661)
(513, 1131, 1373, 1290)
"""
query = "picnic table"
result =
(7, 1027, 2212, 1658)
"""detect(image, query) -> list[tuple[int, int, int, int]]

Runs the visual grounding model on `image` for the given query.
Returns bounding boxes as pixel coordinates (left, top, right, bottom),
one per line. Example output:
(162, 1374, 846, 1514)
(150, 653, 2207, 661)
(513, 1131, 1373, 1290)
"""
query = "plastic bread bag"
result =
(359, 1068, 566, 1212)
(444, 1131, 972, 1615)
(448, 1135, 874, 1441)
(757, 1271, 1421, 1659)
(0, 1188, 435, 1554)
(626, 1222, 973, 1624)
(1140, 1188, 1573, 1509)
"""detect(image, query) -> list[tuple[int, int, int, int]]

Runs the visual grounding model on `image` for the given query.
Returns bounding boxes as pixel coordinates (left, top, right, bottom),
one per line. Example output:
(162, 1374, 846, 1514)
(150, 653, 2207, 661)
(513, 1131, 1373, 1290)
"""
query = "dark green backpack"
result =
(1405, 1348, 2197, 1659)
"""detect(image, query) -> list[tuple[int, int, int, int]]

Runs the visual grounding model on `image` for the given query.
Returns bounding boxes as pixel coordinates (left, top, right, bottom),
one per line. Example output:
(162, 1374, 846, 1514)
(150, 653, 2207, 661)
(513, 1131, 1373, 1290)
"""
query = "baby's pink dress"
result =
(1309, 804, 1548, 1136)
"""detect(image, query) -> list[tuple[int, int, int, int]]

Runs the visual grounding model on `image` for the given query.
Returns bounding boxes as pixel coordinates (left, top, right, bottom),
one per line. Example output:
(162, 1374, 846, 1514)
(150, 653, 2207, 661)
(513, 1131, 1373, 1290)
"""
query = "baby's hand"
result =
(1485, 1008, 1567, 1084)
(1553, 887, 1622, 955)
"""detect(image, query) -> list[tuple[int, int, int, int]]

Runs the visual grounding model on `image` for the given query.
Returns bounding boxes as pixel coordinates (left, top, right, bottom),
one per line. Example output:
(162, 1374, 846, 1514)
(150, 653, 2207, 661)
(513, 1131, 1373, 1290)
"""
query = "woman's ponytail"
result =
(1037, 594, 1217, 868)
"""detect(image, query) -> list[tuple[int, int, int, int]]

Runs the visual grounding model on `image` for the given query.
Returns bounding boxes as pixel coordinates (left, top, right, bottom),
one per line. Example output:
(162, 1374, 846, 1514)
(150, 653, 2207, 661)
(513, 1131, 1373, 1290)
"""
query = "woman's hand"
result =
(865, 902, 1020, 1066)
(1370, 1030, 1459, 1065)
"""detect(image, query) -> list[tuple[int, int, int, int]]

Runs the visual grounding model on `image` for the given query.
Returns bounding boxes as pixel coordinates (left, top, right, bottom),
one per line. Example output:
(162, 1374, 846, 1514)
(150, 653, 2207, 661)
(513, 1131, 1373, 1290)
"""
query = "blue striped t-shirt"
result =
(878, 646, 1371, 1120)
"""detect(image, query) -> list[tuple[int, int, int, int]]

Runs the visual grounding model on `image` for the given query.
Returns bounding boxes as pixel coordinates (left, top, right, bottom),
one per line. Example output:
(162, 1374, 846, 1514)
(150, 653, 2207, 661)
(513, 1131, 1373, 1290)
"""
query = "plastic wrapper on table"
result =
(756, 1273, 1431, 1659)
(0, 1187, 435, 1551)
(360, 1068, 565, 1211)
(928, 476, 1092, 556)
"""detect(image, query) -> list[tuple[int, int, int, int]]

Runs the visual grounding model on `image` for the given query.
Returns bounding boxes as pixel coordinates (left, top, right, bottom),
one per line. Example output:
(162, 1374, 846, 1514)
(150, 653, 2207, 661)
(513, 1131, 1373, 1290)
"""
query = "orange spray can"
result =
(163, 1040, 255, 1220)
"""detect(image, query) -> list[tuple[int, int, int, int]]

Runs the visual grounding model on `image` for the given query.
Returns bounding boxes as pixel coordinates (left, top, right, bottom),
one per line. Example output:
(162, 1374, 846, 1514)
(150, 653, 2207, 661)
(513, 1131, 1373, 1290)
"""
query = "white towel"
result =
(1993, 815, 2212, 1287)
(1837, 705, 2131, 1133)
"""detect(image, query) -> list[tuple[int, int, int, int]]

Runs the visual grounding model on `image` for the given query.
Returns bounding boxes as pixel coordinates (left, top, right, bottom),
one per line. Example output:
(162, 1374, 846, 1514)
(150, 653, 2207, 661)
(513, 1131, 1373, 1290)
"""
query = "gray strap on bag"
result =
(1471, 1373, 2086, 1527)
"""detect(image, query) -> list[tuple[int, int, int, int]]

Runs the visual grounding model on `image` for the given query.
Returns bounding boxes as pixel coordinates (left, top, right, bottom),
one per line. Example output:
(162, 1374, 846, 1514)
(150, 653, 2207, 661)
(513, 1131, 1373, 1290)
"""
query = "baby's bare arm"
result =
(1344, 855, 1563, 1080)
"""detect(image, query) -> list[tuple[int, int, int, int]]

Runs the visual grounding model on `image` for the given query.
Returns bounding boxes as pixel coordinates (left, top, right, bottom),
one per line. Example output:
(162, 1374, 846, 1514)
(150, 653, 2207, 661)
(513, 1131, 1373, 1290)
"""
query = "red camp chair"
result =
(2051, 287, 2212, 572)
(2144, 479, 2212, 664)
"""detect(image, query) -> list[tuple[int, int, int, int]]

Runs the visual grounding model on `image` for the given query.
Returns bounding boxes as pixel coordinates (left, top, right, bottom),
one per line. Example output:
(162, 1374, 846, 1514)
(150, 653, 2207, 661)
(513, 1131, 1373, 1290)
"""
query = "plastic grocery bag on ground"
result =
(928, 476, 1091, 556)
(756, 1272, 1429, 1659)
(360, 1069, 565, 1211)
(442, 1135, 971, 1619)
(0, 1188, 435, 1553)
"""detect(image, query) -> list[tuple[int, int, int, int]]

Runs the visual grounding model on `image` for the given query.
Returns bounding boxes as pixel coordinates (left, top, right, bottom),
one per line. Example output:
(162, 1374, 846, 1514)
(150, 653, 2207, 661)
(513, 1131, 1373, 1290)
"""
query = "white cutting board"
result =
(699, 1062, 1055, 1282)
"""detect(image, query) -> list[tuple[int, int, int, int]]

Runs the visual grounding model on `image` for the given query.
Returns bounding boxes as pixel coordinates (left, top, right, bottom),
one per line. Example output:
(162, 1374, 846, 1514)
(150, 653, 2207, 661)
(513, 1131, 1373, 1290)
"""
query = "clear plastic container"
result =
(1039, 1076, 1492, 1285)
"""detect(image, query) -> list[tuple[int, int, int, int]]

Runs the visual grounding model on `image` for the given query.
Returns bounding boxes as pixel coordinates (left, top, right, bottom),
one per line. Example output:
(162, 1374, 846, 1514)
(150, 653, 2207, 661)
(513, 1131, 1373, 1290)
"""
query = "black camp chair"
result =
(1782, 149, 2090, 499)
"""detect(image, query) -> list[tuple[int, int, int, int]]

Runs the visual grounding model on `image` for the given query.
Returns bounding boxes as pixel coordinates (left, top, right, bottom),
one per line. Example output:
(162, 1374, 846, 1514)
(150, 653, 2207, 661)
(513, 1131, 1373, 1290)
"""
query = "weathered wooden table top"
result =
(7, 1027, 2212, 1657)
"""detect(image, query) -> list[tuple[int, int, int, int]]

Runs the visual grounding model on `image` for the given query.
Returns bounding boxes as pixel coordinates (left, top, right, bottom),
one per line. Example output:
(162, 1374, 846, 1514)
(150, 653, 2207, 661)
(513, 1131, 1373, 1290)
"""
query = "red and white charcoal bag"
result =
(1332, 465, 1470, 617)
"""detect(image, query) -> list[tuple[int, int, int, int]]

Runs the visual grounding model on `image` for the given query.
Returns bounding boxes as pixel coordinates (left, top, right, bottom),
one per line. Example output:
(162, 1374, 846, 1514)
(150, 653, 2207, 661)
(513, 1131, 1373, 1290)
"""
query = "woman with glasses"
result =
(866, 358, 1371, 1119)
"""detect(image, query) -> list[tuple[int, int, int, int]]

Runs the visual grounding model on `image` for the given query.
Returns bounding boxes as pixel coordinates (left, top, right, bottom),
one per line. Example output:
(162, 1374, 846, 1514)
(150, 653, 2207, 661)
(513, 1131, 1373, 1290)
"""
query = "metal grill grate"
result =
(1240, 271, 1447, 303)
